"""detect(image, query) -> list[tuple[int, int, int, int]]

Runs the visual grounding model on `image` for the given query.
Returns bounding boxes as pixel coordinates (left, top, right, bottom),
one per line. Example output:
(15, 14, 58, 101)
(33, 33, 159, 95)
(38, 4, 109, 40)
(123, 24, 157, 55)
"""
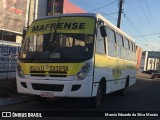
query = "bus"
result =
(16, 13, 138, 108)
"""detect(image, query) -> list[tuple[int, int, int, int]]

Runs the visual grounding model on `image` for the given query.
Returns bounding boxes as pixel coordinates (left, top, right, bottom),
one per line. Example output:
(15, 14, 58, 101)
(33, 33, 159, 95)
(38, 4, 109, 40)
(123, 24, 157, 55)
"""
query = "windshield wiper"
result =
(29, 43, 44, 61)
(49, 18, 61, 55)
(29, 18, 61, 61)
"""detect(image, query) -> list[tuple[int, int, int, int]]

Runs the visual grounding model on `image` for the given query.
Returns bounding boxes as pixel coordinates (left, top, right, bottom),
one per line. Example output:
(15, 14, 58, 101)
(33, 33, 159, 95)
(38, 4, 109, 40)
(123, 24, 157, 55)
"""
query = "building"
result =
(27, 0, 86, 26)
(0, 0, 85, 79)
(140, 51, 160, 72)
(0, 0, 28, 43)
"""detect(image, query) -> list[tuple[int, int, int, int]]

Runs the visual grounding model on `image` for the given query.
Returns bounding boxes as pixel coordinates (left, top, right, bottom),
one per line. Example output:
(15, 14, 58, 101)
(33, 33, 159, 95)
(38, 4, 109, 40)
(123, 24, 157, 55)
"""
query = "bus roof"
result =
(33, 13, 136, 43)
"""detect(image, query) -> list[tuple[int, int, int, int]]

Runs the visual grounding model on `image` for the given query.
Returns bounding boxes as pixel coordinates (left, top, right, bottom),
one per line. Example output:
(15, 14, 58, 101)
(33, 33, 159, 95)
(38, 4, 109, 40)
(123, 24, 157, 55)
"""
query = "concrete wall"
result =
(36, 0, 47, 19)
(27, 0, 47, 26)
(0, 40, 20, 80)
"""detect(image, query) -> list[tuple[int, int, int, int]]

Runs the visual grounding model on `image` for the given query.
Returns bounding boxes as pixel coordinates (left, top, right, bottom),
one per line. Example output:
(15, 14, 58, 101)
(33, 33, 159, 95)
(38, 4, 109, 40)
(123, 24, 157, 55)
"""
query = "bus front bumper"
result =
(16, 75, 93, 98)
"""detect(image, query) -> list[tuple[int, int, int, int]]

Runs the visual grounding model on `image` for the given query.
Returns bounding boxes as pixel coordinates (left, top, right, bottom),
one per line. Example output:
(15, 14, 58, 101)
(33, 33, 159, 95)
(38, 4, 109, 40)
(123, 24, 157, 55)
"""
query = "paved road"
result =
(0, 78, 160, 120)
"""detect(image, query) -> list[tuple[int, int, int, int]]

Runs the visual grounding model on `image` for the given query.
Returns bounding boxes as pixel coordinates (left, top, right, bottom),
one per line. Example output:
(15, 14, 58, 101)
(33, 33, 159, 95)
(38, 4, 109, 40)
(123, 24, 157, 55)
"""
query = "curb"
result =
(0, 96, 34, 107)
(136, 76, 151, 79)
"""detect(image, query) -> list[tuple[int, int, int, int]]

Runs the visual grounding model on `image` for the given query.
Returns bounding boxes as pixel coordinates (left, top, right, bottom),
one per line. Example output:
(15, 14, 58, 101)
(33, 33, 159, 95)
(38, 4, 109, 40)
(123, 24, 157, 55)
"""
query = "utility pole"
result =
(117, 0, 124, 28)
(26, 0, 31, 27)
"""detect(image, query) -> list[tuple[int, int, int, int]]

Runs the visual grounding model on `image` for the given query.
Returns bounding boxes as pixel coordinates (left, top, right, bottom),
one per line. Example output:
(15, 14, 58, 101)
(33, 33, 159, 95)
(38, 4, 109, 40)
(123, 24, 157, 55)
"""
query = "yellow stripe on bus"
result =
(95, 54, 136, 69)
(95, 54, 136, 79)
(20, 63, 83, 76)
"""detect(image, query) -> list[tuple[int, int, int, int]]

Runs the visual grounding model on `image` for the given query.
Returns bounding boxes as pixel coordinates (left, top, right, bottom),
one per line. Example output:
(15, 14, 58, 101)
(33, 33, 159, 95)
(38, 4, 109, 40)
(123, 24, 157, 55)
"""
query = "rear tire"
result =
(116, 77, 129, 96)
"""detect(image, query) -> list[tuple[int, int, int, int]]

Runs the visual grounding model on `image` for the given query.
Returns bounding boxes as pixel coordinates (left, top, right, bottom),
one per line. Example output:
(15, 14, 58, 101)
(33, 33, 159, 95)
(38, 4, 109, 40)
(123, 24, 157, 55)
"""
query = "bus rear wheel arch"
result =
(125, 75, 130, 88)
(116, 76, 129, 96)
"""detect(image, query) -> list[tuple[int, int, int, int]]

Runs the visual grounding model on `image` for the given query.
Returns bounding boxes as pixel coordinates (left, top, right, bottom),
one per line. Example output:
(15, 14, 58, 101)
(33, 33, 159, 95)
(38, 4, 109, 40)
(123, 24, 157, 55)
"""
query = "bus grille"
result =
(30, 71, 67, 77)
(32, 83, 64, 92)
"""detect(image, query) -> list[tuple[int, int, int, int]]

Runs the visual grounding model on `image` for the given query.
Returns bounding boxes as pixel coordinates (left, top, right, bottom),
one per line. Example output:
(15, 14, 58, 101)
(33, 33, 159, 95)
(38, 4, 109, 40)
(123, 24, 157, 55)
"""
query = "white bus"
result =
(16, 13, 137, 107)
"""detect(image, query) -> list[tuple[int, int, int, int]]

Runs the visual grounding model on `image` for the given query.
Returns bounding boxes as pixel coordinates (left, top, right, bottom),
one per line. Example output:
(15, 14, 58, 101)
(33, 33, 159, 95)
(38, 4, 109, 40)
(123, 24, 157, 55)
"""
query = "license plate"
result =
(40, 92, 54, 98)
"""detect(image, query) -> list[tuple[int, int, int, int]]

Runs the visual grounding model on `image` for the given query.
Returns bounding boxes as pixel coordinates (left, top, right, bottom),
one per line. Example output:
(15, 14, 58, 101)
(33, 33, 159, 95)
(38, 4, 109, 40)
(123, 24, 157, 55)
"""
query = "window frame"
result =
(106, 26, 117, 58)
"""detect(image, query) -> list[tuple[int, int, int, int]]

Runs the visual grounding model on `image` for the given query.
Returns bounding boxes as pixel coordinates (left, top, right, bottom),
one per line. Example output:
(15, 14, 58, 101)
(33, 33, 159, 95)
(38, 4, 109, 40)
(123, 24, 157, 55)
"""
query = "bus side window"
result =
(134, 43, 136, 61)
(116, 33, 124, 59)
(124, 38, 130, 60)
(106, 27, 117, 57)
(131, 41, 135, 61)
(96, 27, 106, 54)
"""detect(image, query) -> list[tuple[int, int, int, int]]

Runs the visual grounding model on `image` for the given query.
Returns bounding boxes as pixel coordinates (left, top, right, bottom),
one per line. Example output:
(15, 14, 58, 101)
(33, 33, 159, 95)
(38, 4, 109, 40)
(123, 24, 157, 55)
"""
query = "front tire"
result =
(90, 83, 103, 108)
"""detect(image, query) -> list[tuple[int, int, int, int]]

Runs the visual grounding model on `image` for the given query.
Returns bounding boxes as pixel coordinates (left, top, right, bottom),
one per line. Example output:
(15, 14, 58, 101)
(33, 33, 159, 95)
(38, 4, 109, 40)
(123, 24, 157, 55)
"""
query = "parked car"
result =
(151, 70, 160, 79)
(142, 70, 154, 75)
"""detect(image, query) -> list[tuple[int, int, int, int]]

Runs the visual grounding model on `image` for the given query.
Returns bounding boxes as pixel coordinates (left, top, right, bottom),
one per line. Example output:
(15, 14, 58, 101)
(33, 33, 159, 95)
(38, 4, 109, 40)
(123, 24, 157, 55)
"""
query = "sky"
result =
(69, 0, 160, 51)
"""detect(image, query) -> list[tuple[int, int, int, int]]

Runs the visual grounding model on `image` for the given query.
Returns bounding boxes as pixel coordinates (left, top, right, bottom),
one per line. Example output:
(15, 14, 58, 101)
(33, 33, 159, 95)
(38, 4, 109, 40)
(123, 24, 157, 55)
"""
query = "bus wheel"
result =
(116, 77, 129, 96)
(34, 95, 46, 102)
(90, 83, 102, 108)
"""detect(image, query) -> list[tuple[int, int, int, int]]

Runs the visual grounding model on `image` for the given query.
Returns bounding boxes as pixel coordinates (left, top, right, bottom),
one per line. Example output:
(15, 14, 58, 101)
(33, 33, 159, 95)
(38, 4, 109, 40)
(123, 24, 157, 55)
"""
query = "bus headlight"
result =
(75, 62, 91, 80)
(17, 63, 25, 78)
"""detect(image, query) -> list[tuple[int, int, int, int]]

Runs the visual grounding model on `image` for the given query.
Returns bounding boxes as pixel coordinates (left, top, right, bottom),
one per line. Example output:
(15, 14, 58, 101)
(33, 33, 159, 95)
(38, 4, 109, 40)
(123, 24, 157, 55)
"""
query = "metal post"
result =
(117, 0, 124, 28)
(25, 0, 31, 27)
(34, 0, 38, 20)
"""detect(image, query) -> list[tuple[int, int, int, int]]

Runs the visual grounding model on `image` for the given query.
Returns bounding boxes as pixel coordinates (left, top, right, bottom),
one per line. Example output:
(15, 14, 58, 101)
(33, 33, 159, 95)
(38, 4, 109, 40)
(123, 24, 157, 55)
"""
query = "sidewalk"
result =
(0, 79, 33, 107)
(136, 71, 151, 79)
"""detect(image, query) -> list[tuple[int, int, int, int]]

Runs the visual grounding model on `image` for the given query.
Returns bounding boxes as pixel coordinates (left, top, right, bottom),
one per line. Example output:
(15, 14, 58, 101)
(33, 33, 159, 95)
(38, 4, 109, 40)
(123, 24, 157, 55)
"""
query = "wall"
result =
(140, 51, 160, 72)
(0, 0, 28, 33)
(0, 40, 20, 80)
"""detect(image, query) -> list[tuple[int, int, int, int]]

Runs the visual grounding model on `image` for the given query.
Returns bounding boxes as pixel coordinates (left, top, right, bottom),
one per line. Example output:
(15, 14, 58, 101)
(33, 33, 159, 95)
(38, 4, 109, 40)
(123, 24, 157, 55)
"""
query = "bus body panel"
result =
(16, 74, 93, 97)
(92, 54, 136, 97)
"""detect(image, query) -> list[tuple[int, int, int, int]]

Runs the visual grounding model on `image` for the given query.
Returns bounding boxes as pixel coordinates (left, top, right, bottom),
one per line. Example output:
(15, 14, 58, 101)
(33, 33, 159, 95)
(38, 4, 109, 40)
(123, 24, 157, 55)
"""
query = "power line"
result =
(72, 0, 118, 14)
(127, 0, 160, 49)
(128, 1, 150, 32)
(132, 32, 160, 38)
(88, 0, 118, 12)
(125, 0, 144, 4)
(144, 0, 160, 32)
(102, 12, 118, 15)
(124, 15, 158, 51)
(71, 0, 93, 10)
(139, 0, 157, 33)
(72, 0, 144, 5)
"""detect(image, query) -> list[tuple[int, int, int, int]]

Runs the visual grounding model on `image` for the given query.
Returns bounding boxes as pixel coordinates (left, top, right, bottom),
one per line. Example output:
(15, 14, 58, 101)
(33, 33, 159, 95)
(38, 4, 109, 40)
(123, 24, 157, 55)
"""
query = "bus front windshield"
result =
(19, 33, 94, 62)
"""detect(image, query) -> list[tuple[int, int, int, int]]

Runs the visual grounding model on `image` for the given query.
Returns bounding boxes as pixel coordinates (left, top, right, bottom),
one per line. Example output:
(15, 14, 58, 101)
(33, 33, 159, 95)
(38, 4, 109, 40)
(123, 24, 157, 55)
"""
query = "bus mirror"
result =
(100, 26, 107, 37)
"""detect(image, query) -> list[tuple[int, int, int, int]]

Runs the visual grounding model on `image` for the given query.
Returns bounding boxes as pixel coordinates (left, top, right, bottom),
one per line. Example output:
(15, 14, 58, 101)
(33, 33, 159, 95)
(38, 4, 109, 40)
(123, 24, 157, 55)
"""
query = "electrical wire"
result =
(139, 0, 157, 33)
(124, 15, 158, 51)
(88, 0, 118, 12)
(144, 0, 160, 32)
(132, 32, 160, 38)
